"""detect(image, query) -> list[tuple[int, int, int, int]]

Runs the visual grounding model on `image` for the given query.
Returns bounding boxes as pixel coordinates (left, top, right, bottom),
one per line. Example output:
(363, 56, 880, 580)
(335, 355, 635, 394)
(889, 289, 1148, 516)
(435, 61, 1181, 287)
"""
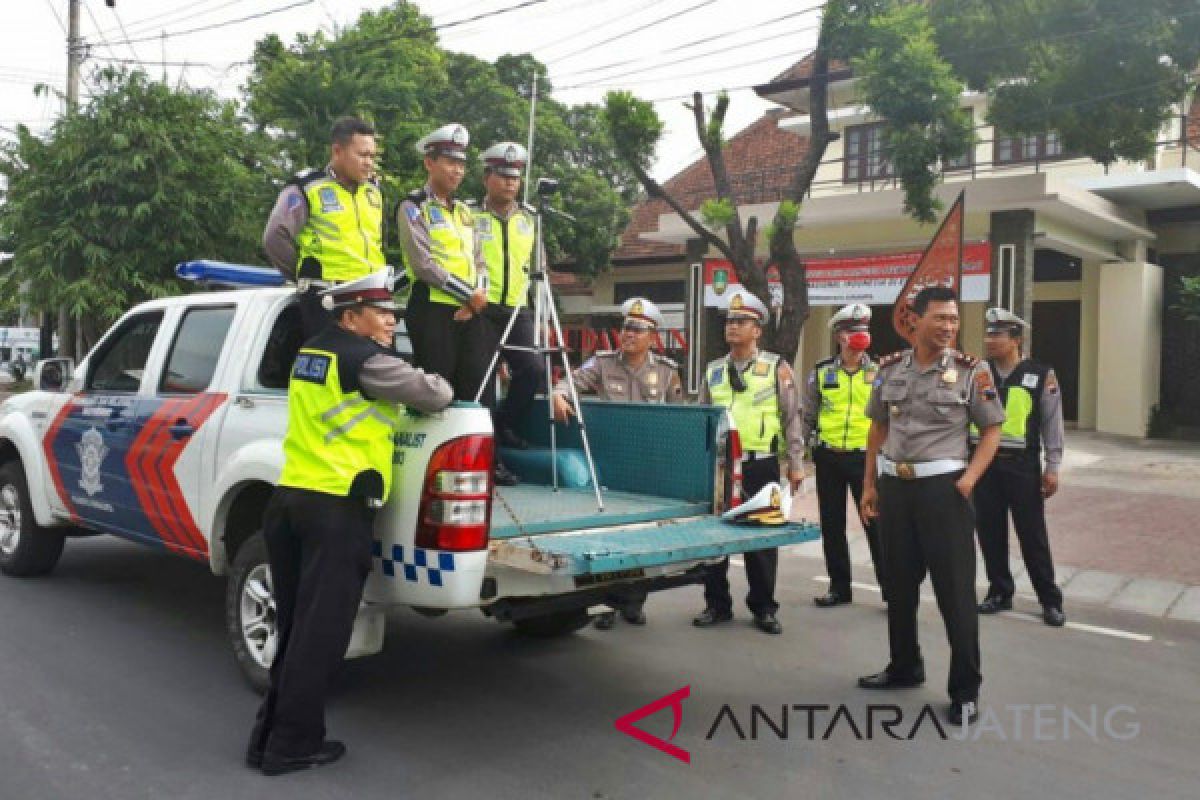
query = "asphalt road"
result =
(1, 536, 1197, 800)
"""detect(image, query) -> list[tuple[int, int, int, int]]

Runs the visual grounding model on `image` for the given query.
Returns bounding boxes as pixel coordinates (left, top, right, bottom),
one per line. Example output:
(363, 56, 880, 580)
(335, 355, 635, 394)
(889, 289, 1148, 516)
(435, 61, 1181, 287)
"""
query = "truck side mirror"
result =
(34, 358, 74, 392)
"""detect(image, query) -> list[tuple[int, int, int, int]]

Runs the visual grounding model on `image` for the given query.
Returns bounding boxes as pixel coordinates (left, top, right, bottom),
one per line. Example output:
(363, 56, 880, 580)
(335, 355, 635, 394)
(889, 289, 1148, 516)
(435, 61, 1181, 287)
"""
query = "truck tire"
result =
(225, 533, 274, 694)
(0, 461, 65, 577)
(512, 608, 591, 638)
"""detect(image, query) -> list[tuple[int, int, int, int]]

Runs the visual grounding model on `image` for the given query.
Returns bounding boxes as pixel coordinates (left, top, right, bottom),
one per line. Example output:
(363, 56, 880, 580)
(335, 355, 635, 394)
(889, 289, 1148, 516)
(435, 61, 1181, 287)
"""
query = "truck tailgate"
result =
(489, 515, 820, 576)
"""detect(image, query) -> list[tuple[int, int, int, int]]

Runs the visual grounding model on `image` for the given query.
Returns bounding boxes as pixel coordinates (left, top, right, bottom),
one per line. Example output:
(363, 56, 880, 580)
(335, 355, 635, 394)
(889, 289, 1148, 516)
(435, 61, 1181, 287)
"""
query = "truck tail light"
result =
(415, 434, 493, 551)
(728, 427, 744, 508)
(714, 417, 744, 514)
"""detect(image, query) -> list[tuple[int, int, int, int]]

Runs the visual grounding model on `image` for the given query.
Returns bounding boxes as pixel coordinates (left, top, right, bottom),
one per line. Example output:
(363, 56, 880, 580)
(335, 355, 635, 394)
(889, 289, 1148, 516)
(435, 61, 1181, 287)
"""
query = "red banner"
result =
(892, 190, 965, 344)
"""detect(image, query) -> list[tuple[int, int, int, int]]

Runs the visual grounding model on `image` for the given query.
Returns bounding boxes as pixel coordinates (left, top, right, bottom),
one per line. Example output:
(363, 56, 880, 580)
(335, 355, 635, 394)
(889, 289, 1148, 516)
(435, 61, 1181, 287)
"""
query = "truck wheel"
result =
(225, 533, 274, 694)
(512, 608, 591, 638)
(0, 462, 65, 577)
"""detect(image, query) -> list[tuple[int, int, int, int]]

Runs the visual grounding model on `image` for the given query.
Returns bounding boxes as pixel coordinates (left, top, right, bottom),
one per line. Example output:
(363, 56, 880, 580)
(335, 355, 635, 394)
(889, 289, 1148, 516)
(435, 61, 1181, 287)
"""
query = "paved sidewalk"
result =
(789, 430, 1200, 623)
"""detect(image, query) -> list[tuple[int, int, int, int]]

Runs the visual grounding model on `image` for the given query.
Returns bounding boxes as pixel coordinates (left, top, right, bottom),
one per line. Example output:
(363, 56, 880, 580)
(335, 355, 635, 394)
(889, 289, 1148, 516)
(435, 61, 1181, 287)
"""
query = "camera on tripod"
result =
(536, 177, 560, 197)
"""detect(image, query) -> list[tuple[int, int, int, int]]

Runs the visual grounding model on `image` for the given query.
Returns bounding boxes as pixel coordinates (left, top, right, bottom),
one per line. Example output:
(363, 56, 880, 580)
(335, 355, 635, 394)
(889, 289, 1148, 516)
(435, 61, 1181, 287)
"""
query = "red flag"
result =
(892, 190, 966, 344)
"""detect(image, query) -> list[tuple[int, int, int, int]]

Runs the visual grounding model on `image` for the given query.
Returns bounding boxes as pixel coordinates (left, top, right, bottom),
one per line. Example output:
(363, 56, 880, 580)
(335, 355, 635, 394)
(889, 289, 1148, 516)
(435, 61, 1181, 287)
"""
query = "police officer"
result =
(474, 142, 545, 474)
(857, 287, 1005, 726)
(803, 303, 887, 607)
(264, 116, 385, 337)
(974, 308, 1067, 627)
(247, 270, 453, 776)
(551, 297, 683, 629)
(397, 123, 490, 401)
(693, 289, 805, 635)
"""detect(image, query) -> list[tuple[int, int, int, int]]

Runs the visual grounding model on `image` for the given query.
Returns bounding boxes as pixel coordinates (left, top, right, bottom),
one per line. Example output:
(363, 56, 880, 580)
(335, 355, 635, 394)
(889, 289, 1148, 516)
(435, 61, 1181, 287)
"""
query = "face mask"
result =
(847, 331, 871, 351)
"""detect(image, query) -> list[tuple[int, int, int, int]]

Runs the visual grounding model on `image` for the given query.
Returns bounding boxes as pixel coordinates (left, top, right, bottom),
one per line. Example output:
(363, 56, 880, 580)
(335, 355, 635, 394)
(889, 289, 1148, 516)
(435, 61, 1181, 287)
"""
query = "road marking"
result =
(811, 577, 1153, 642)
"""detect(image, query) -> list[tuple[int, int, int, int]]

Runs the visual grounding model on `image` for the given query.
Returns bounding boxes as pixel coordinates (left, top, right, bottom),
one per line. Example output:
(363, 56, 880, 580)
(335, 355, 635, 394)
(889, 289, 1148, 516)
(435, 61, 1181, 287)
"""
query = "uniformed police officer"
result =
(247, 270, 453, 776)
(974, 307, 1067, 627)
(474, 142, 546, 468)
(857, 287, 1005, 726)
(264, 116, 385, 337)
(803, 303, 887, 607)
(693, 289, 805, 635)
(551, 297, 683, 629)
(397, 123, 490, 401)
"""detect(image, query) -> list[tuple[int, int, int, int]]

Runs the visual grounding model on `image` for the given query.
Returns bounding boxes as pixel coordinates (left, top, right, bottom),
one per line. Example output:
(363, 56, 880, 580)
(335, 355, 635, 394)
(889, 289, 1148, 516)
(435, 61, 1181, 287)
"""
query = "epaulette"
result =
(287, 167, 326, 189)
(951, 350, 979, 368)
(654, 353, 679, 369)
(406, 188, 428, 205)
(814, 356, 836, 368)
(465, 198, 480, 208)
(877, 350, 908, 369)
(594, 350, 617, 358)
(758, 351, 781, 364)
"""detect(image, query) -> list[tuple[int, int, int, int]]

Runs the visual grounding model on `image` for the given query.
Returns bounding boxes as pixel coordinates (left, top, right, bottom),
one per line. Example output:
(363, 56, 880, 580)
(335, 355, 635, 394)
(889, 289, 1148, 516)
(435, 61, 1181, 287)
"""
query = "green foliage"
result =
(601, 91, 665, 172)
(1173, 275, 1200, 323)
(0, 68, 275, 327)
(765, 200, 799, 242)
(701, 198, 736, 228)
(933, 0, 1200, 166)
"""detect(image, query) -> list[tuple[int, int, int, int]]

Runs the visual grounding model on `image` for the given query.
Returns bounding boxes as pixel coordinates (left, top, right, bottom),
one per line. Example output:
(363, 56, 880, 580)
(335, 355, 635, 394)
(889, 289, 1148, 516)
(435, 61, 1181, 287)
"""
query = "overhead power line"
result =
(546, 0, 721, 65)
(104, 0, 314, 48)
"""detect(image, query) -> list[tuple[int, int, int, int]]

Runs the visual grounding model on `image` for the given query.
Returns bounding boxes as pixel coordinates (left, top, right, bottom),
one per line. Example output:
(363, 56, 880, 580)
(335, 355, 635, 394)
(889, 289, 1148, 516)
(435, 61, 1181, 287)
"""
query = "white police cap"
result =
(482, 141, 527, 177)
(723, 288, 768, 322)
(620, 296, 664, 329)
(720, 482, 789, 526)
(985, 307, 1026, 333)
(829, 302, 871, 330)
(320, 269, 398, 312)
(415, 123, 469, 160)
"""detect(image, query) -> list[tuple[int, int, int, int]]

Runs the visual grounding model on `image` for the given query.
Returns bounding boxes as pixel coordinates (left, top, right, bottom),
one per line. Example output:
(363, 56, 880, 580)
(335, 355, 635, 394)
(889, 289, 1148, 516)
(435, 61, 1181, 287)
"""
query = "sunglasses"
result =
(621, 322, 654, 333)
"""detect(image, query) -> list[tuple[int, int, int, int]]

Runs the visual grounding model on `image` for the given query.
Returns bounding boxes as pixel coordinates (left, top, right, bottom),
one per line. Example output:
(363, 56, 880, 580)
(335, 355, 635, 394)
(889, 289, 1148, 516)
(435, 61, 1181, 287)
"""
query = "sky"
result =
(0, 0, 820, 180)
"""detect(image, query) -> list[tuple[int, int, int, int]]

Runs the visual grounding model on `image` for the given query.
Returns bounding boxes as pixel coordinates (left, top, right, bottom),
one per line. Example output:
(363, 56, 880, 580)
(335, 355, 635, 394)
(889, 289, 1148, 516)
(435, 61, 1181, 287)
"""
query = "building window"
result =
(994, 131, 1068, 165)
(844, 122, 890, 183)
(614, 280, 686, 305)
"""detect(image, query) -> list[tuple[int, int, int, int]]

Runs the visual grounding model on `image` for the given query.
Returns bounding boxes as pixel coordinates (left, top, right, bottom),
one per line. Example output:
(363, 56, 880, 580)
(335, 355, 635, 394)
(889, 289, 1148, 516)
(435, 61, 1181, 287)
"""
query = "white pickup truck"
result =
(0, 267, 819, 690)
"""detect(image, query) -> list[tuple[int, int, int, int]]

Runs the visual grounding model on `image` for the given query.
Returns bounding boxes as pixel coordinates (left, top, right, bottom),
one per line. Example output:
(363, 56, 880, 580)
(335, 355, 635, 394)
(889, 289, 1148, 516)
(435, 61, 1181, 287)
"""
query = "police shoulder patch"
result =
(406, 188, 428, 204)
(952, 350, 979, 367)
(289, 167, 326, 189)
(814, 356, 835, 368)
(877, 350, 907, 369)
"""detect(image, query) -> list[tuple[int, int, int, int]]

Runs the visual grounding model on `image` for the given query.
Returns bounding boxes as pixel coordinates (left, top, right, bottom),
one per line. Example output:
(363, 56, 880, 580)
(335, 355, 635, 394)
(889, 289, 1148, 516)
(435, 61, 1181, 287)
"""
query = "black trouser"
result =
(878, 472, 980, 703)
(703, 456, 780, 617)
(813, 446, 886, 598)
(974, 454, 1063, 608)
(249, 488, 375, 758)
(299, 287, 334, 340)
(405, 288, 488, 401)
(477, 305, 544, 435)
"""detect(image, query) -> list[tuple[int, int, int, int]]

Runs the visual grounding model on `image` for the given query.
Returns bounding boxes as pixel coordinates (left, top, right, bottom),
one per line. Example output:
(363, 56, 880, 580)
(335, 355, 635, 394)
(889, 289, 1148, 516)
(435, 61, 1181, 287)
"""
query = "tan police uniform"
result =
(864, 348, 1005, 706)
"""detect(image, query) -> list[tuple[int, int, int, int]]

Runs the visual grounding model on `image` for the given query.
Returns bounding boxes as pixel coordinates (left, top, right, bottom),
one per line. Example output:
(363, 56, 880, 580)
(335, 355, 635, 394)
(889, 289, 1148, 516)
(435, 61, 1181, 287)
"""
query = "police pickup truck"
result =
(0, 262, 819, 690)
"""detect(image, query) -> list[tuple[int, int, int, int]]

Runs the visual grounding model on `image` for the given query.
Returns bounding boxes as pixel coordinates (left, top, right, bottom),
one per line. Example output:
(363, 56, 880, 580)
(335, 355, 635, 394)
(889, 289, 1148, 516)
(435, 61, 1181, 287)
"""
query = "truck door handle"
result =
(169, 418, 195, 439)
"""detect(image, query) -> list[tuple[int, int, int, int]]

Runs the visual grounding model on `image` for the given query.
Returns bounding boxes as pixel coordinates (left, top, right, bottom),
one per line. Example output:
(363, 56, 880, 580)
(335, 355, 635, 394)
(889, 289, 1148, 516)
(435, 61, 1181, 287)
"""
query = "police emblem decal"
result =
(317, 187, 342, 213)
(76, 426, 108, 496)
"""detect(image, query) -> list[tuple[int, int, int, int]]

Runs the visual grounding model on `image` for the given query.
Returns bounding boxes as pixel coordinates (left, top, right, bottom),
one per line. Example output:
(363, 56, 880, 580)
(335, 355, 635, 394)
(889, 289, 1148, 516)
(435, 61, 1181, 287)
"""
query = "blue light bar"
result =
(175, 260, 287, 288)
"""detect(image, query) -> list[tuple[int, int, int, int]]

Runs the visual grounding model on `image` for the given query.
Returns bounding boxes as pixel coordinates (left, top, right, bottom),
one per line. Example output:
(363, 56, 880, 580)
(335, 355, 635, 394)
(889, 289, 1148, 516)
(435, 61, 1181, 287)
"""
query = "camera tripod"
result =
(474, 190, 604, 511)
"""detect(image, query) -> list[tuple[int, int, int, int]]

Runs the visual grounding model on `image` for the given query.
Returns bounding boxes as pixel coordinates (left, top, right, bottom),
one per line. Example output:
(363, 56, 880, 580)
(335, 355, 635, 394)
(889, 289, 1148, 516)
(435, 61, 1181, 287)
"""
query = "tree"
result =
(244, 2, 645, 276)
(0, 69, 276, 358)
(605, 0, 1200, 361)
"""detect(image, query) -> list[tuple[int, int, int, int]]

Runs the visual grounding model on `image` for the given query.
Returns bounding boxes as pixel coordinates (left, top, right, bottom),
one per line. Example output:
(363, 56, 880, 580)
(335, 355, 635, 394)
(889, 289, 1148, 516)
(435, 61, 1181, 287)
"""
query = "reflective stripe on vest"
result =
(816, 363, 873, 450)
(478, 209, 535, 307)
(706, 354, 781, 453)
(278, 347, 399, 501)
(295, 178, 385, 282)
(408, 200, 477, 305)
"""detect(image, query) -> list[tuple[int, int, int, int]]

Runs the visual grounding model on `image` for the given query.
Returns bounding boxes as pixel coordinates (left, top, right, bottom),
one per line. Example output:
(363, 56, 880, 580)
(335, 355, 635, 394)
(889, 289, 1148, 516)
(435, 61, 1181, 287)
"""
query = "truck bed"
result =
(490, 485, 709, 539)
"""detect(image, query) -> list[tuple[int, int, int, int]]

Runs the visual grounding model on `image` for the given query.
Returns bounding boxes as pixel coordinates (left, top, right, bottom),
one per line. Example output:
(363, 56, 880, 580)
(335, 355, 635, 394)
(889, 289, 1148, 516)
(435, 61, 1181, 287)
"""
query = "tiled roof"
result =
(762, 53, 852, 88)
(613, 110, 809, 263)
